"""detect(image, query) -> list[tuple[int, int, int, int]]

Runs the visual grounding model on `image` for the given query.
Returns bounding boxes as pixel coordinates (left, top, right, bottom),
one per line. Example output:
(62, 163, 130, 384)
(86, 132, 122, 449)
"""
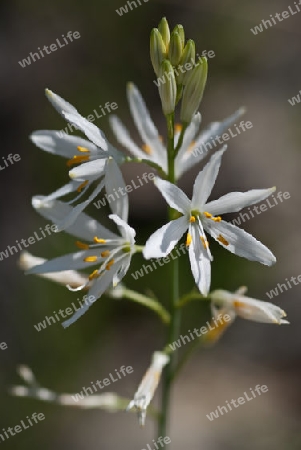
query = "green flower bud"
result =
(158, 60, 177, 116)
(177, 39, 196, 85)
(173, 24, 185, 47)
(158, 17, 170, 51)
(168, 31, 183, 67)
(180, 57, 208, 124)
(150, 28, 166, 76)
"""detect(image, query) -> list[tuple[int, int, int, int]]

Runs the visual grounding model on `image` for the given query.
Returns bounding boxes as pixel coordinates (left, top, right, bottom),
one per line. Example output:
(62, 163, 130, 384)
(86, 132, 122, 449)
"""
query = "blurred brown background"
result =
(0, 0, 301, 448)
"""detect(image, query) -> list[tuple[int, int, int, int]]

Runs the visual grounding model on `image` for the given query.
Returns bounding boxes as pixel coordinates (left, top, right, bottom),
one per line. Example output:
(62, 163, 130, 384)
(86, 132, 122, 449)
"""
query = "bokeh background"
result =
(1, 0, 301, 448)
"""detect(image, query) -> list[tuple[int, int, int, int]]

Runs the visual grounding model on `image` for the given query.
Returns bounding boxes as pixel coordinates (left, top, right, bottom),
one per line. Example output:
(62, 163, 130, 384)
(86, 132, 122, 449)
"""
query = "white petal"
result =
(27, 250, 101, 274)
(175, 113, 202, 176)
(154, 178, 191, 214)
(32, 197, 117, 241)
(143, 216, 188, 259)
(69, 159, 107, 181)
(188, 223, 211, 295)
(127, 83, 167, 170)
(191, 146, 227, 209)
(205, 187, 276, 216)
(233, 296, 288, 324)
(105, 159, 129, 222)
(109, 116, 147, 159)
(112, 254, 132, 286)
(109, 214, 136, 244)
(204, 219, 276, 266)
(63, 112, 108, 151)
(30, 131, 99, 158)
(33, 181, 81, 203)
(45, 89, 78, 116)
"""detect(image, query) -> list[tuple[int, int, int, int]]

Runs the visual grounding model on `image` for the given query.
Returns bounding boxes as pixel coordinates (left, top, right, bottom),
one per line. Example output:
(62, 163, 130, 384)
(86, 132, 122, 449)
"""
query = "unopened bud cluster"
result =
(150, 17, 208, 122)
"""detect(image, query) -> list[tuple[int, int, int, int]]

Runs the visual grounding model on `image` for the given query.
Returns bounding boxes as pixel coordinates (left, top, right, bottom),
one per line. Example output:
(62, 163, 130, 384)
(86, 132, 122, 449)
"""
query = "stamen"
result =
(233, 300, 243, 308)
(186, 233, 192, 247)
(101, 250, 110, 258)
(77, 146, 90, 153)
(84, 256, 98, 263)
(77, 180, 89, 192)
(200, 236, 209, 249)
(175, 124, 182, 133)
(142, 144, 152, 155)
(106, 259, 115, 270)
(67, 155, 90, 167)
(204, 212, 212, 219)
(212, 216, 222, 222)
(75, 241, 89, 250)
(217, 234, 229, 246)
(187, 141, 196, 153)
(89, 270, 100, 280)
(189, 216, 196, 223)
(94, 237, 106, 244)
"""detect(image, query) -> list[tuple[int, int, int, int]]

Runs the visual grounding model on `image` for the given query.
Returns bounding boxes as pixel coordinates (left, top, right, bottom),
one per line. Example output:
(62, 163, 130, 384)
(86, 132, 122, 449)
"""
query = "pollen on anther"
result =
(84, 256, 98, 263)
(106, 259, 115, 270)
(75, 241, 89, 250)
(204, 212, 212, 219)
(213, 216, 222, 222)
(142, 144, 152, 155)
(189, 216, 196, 223)
(77, 180, 89, 192)
(186, 233, 192, 246)
(67, 155, 90, 167)
(217, 234, 229, 246)
(94, 237, 106, 244)
(175, 124, 182, 133)
(200, 236, 209, 249)
(77, 146, 90, 153)
(89, 270, 99, 280)
(101, 250, 110, 258)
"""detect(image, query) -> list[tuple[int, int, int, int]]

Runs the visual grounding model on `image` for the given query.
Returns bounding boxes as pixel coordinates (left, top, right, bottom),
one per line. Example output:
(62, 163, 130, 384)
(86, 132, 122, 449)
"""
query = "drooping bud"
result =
(168, 31, 183, 66)
(158, 17, 170, 51)
(158, 60, 177, 116)
(150, 28, 166, 76)
(176, 39, 196, 85)
(180, 57, 208, 123)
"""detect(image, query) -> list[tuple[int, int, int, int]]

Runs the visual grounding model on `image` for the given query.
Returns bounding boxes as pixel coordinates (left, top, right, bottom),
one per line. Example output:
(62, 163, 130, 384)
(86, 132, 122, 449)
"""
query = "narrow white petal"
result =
(69, 159, 107, 181)
(32, 181, 81, 204)
(109, 116, 147, 159)
(112, 254, 132, 286)
(205, 187, 276, 216)
(105, 159, 129, 222)
(175, 113, 202, 175)
(63, 112, 108, 151)
(32, 197, 117, 241)
(204, 219, 276, 266)
(191, 146, 227, 209)
(233, 296, 288, 324)
(154, 178, 191, 214)
(45, 89, 78, 116)
(109, 214, 136, 244)
(143, 216, 188, 259)
(27, 250, 100, 274)
(30, 131, 99, 158)
(188, 224, 211, 295)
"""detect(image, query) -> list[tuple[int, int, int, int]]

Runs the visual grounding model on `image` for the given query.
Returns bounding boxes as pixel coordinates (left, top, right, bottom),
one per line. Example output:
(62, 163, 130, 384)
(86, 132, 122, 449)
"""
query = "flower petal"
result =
(69, 159, 107, 181)
(233, 296, 289, 324)
(109, 214, 136, 244)
(143, 216, 188, 259)
(63, 111, 108, 151)
(154, 177, 191, 214)
(30, 130, 98, 158)
(105, 159, 129, 222)
(33, 181, 82, 203)
(45, 89, 78, 116)
(204, 219, 276, 266)
(27, 250, 101, 274)
(188, 223, 211, 295)
(205, 187, 276, 216)
(109, 116, 147, 160)
(191, 146, 227, 209)
(32, 197, 117, 241)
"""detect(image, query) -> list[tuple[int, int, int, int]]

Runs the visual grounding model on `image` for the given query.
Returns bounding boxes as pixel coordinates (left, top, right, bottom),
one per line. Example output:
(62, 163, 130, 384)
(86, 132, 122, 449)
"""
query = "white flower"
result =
(30, 89, 124, 230)
(210, 288, 289, 325)
(109, 83, 245, 179)
(28, 159, 136, 328)
(127, 351, 169, 426)
(143, 147, 276, 295)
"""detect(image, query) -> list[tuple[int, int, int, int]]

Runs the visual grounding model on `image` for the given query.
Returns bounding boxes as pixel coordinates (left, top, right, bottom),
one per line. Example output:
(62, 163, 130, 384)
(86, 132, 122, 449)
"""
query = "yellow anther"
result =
(75, 241, 89, 250)
(106, 259, 115, 270)
(188, 140, 196, 153)
(66, 155, 90, 167)
(189, 216, 196, 223)
(217, 234, 229, 246)
(204, 212, 212, 219)
(186, 233, 192, 247)
(233, 300, 243, 309)
(158, 135, 164, 143)
(200, 236, 209, 249)
(77, 146, 90, 153)
(77, 180, 89, 192)
(142, 144, 152, 155)
(175, 123, 182, 133)
(205, 320, 229, 343)
(89, 270, 99, 280)
(84, 256, 98, 263)
(101, 250, 110, 258)
(212, 216, 222, 222)
(93, 237, 106, 244)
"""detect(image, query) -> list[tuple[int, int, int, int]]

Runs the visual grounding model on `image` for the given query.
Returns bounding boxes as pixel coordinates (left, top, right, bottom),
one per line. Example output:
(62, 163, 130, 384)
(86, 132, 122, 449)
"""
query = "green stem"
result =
(158, 114, 181, 445)
(176, 291, 208, 308)
(121, 288, 170, 324)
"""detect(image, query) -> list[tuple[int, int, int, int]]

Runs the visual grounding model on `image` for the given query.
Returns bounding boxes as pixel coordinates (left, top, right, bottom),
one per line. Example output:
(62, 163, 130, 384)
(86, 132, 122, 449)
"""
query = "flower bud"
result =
(177, 39, 195, 85)
(173, 24, 185, 47)
(150, 28, 166, 76)
(168, 31, 183, 66)
(180, 57, 208, 123)
(158, 60, 177, 116)
(158, 17, 170, 51)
